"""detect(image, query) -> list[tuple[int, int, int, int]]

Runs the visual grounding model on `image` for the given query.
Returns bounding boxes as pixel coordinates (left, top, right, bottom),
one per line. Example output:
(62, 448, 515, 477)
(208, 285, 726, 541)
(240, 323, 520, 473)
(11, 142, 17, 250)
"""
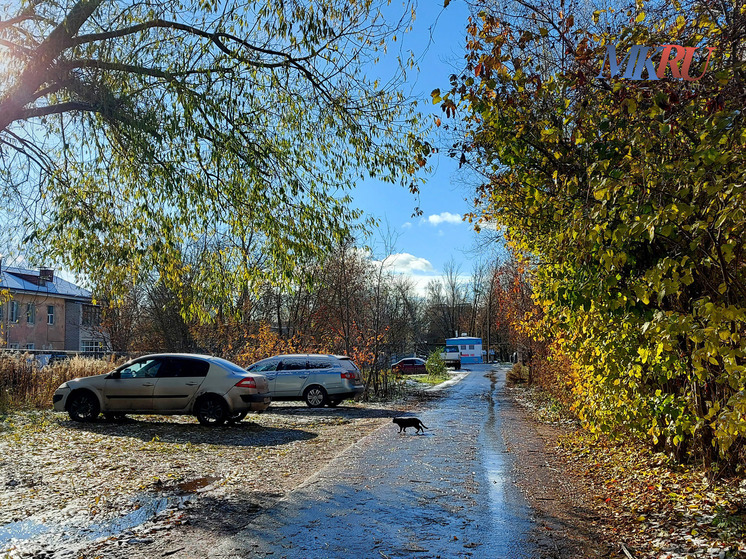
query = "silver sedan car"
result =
(53, 353, 271, 426)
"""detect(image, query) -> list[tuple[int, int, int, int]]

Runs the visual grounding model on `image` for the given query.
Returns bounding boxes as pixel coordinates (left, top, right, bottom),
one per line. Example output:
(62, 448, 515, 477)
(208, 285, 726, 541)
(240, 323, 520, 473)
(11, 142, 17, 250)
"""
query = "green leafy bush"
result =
(426, 350, 448, 380)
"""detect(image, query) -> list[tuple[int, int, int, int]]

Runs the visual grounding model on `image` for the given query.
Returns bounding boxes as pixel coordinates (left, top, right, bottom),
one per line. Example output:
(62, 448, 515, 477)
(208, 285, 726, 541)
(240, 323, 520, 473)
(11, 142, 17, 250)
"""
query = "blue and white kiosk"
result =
(445, 336, 483, 365)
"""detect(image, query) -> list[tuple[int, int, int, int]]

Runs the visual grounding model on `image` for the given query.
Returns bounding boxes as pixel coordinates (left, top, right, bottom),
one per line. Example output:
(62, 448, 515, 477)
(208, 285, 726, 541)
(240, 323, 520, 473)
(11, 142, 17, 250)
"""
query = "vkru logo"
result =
(597, 44, 716, 81)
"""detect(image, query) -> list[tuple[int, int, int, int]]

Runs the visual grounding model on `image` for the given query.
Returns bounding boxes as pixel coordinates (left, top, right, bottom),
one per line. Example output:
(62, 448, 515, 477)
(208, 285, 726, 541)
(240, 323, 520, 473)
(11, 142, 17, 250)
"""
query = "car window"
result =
(308, 358, 333, 369)
(210, 357, 249, 375)
(278, 358, 307, 371)
(339, 359, 360, 372)
(119, 358, 162, 379)
(158, 357, 209, 378)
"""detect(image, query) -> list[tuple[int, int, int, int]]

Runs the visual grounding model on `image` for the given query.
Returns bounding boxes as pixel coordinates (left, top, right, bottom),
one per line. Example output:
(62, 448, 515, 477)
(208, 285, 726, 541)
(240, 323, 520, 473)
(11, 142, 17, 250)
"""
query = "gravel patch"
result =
(0, 400, 407, 558)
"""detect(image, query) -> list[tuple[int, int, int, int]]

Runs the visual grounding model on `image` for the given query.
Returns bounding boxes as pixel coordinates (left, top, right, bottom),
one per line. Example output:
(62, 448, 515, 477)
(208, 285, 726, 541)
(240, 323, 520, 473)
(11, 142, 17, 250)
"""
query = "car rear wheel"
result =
(195, 395, 228, 426)
(68, 391, 100, 422)
(304, 385, 328, 408)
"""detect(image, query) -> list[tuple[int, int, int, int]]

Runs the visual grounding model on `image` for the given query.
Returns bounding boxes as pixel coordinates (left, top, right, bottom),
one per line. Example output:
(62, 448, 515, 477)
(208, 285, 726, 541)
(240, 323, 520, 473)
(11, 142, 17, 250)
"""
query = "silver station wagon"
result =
(246, 354, 364, 407)
(53, 353, 271, 426)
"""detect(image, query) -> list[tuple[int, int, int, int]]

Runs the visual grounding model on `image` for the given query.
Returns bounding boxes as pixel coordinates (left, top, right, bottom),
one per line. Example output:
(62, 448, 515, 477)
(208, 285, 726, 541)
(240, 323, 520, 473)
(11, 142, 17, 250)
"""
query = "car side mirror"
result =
(108, 371, 121, 379)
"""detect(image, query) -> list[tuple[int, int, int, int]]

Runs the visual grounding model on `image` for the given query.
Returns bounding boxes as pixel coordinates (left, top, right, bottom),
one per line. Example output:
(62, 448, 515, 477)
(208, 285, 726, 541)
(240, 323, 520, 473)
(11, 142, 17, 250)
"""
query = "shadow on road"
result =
(61, 418, 319, 447)
(261, 403, 409, 419)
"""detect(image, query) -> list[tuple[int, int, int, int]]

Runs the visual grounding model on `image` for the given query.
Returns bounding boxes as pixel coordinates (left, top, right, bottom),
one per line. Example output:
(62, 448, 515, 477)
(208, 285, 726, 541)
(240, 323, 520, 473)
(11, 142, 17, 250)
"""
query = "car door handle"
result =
(185, 382, 199, 386)
(298, 375, 308, 379)
(142, 382, 155, 387)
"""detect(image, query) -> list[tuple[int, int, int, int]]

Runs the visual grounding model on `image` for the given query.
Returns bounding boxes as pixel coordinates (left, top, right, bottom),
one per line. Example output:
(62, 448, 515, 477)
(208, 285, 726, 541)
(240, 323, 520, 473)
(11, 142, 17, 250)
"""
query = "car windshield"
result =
(249, 360, 279, 372)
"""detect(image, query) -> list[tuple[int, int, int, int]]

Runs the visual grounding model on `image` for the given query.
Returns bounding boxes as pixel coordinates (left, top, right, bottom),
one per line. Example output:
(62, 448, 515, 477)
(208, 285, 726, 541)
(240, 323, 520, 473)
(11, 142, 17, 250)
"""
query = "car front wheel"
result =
(304, 386, 327, 408)
(68, 391, 100, 422)
(195, 395, 228, 426)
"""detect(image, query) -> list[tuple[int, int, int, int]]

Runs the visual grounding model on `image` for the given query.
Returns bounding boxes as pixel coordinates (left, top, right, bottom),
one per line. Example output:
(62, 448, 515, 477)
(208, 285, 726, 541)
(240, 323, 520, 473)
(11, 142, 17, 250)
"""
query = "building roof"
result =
(446, 336, 482, 343)
(1, 266, 92, 302)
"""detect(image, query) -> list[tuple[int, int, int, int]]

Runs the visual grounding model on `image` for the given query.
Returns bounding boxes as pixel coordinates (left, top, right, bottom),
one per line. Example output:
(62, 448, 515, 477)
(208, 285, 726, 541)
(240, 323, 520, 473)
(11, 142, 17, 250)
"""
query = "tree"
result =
(0, 0, 430, 315)
(442, 0, 746, 467)
(425, 260, 469, 342)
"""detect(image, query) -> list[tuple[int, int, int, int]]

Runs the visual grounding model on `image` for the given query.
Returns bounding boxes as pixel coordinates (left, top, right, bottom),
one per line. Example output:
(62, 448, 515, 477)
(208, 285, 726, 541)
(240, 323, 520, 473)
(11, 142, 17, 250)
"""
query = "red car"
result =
(391, 358, 427, 375)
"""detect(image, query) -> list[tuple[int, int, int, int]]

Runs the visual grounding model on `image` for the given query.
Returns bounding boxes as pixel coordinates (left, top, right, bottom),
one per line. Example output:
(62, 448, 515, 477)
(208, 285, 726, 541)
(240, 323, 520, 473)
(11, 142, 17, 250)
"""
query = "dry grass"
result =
(0, 353, 121, 412)
(506, 362, 530, 384)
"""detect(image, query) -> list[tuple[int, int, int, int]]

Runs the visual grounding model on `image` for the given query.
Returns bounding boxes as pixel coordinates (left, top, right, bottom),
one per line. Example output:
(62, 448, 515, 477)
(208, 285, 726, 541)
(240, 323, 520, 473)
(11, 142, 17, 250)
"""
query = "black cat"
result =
(392, 416, 429, 434)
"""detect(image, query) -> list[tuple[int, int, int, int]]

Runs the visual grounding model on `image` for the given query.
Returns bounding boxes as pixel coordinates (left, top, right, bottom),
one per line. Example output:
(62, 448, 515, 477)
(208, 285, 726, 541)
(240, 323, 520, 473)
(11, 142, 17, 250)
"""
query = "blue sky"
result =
(352, 0, 499, 293)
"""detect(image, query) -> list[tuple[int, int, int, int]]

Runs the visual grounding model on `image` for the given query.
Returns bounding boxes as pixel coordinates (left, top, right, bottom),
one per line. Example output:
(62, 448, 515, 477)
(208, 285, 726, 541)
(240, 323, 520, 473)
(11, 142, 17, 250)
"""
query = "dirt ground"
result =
(502, 387, 616, 558)
(0, 377, 611, 559)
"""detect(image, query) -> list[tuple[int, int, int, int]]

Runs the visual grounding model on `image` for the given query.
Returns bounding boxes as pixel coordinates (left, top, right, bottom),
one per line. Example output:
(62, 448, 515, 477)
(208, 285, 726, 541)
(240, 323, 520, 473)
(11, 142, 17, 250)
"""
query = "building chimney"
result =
(39, 268, 54, 284)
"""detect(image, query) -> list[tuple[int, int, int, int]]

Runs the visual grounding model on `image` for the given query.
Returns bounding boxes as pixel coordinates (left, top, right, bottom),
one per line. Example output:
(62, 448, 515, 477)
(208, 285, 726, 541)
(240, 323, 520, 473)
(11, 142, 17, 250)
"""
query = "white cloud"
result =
(427, 212, 462, 226)
(381, 253, 435, 274)
(402, 222, 412, 229)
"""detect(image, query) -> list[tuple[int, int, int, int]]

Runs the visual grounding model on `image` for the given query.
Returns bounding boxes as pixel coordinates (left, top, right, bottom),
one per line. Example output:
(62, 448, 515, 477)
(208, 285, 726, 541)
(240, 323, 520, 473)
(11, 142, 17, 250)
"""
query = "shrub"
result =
(507, 362, 530, 384)
(425, 350, 447, 380)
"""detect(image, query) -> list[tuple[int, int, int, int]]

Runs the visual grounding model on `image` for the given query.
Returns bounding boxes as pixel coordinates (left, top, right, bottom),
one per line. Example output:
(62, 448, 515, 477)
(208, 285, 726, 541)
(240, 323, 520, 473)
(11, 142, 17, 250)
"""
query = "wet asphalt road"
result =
(211, 364, 536, 559)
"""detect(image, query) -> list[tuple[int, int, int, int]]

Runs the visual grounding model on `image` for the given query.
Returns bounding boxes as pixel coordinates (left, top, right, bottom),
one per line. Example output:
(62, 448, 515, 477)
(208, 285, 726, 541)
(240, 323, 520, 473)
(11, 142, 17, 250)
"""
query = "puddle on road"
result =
(483, 371, 509, 517)
(0, 518, 50, 544)
(480, 368, 535, 557)
(176, 475, 218, 493)
(86, 494, 190, 538)
(0, 477, 216, 555)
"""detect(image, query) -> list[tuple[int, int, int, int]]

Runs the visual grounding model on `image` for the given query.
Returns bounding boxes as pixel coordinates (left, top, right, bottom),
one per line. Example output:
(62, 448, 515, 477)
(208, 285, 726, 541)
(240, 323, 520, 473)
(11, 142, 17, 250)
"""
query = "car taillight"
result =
(235, 377, 257, 389)
(341, 372, 356, 380)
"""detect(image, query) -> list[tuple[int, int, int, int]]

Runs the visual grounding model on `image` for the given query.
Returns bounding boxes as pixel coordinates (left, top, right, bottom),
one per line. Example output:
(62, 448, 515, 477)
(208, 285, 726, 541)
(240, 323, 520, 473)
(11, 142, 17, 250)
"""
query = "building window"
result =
(81, 339, 103, 353)
(469, 344, 474, 350)
(9, 301, 18, 323)
(47, 305, 55, 325)
(25, 343, 34, 350)
(26, 303, 35, 324)
(8, 343, 19, 350)
(82, 305, 101, 327)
